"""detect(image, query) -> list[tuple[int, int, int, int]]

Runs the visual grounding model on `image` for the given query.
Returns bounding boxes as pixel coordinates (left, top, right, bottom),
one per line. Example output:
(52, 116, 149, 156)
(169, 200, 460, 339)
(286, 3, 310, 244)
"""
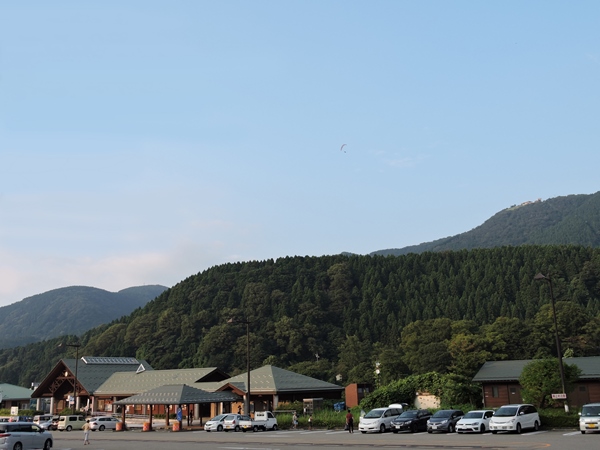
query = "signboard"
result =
(551, 393, 567, 399)
(11, 406, 19, 416)
(68, 395, 74, 405)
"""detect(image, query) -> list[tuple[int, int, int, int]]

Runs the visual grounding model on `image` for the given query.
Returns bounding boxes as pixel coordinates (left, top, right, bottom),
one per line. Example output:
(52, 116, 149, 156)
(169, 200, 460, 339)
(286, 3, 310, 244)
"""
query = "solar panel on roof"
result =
(81, 357, 140, 365)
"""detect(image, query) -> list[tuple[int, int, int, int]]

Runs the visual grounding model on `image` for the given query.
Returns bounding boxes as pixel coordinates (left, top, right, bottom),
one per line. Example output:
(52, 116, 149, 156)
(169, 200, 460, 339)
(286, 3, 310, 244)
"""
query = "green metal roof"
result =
(113, 384, 241, 405)
(95, 367, 226, 395)
(472, 356, 600, 382)
(62, 357, 153, 393)
(223, 365, 344, 394)
(0, 383, 33, 400)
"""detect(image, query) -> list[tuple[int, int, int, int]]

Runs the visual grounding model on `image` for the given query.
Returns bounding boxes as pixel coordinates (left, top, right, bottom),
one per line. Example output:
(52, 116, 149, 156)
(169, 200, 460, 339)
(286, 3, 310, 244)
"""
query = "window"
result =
(492, 386, 499, 398)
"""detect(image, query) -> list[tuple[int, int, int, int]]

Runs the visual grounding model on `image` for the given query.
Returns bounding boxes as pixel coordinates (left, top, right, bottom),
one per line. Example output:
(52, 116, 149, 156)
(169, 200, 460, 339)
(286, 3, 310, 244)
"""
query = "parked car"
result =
(391, 409, 432, 433)
(427, 409, 464, 433)
(57, 414, 86, 431)
(0, 421, 53, 450)
(579, 402, 600, 434)
(489, 404, 540, 434)
(223, 414, 247, 432)
(204, 414, 228, 432)
(456, 410, 494, 433)
(37, 418, 58, 431)
(358, 405, 405, 433)
(89, 416, 121, 431)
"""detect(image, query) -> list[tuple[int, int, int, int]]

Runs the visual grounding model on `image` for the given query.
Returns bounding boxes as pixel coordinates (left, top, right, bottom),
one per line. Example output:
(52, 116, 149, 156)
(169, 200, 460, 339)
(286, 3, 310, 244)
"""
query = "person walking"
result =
(82, 419, 91, 445)
(292, 412, 299, 429)
(308, 414, 313, 430)
(345, 409, 354, 433)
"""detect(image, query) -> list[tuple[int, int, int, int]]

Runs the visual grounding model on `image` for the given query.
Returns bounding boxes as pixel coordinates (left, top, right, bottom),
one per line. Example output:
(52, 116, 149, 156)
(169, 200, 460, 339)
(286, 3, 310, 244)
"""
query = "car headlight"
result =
(405, 420, 412, 424)
(440, 420, 448, 424)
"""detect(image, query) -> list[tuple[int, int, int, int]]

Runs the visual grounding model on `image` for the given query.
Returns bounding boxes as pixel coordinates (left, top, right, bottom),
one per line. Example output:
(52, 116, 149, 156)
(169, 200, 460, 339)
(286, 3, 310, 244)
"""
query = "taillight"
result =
(0, 433, 11, 437)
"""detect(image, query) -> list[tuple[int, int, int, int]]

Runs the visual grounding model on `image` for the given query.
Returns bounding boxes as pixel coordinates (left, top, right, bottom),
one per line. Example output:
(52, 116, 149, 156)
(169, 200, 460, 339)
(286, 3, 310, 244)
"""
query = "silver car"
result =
(0, 422, 53, 450)
(204, 414, 227, 432)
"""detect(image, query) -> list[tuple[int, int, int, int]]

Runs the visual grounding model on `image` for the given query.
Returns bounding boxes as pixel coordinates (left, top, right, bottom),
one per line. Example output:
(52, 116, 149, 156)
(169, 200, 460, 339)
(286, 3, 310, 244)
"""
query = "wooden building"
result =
(472, 356, 600, 409)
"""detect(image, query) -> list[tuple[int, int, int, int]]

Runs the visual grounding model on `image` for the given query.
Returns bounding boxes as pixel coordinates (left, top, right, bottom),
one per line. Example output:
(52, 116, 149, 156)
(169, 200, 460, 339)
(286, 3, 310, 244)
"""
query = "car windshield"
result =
(209, 414, 226, 421)
(432, 410, 452, 418)
(581, 406, 600, 416)
(494, 407, 518, 417)
(364, 408, 386, 418)
(463, 411, 484, 419)
(398, 411, 419, 418)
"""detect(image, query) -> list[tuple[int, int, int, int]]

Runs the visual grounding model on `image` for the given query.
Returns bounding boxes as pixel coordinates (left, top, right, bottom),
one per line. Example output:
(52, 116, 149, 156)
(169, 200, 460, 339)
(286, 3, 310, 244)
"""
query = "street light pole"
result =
(228, 318, 251, 416)
(534, 273, 569, 412)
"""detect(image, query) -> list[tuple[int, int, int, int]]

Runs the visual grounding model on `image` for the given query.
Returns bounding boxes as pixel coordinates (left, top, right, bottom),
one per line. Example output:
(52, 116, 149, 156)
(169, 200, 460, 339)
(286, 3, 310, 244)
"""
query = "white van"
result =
(33, 415, 53, 425)
(489, 404, 540, 434)
(579, 402, 600, 434)
(0, 422, 53, 450)
(358, 405, 405, 433)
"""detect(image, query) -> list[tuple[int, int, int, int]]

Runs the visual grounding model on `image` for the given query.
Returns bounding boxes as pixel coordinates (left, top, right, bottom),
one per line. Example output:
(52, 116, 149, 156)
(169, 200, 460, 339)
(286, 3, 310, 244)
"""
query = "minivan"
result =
(57, 415, 86, 431)
(0, 421, 53, 450)
(358, 405, 405, 433)
(579, 402, 600, 434)
(489, 404, 540, 434)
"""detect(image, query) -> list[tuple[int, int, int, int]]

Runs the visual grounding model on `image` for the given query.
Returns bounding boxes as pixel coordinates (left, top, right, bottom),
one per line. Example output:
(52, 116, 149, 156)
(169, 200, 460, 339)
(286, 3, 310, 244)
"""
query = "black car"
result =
(427, 409, 464, 433)
(391, 409, 432, 433)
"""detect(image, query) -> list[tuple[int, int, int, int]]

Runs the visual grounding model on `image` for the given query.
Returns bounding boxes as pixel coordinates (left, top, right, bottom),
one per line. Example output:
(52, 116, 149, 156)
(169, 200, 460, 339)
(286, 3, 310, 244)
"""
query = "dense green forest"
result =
(1, 245, 599, 390)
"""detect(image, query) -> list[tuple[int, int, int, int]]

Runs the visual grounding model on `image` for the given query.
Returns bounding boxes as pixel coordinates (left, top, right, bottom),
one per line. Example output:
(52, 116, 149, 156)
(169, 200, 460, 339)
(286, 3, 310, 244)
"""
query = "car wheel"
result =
(379, 424, 386, 433)
(66, 425, 72, 431)
(516, 423, 522, 434)
(491, 430, 497, 434)
(99, 425, 105, 431)
(13, 443, 23, 450)
(581, 430, 586, 434)
(480, 424, 485, 433)
(272, 424, 278, 431)
(361, 431, 366, 434)
(534, 421, 539, 431)
(253, 425, 258, 432)
(217, 425, 223, 431)
(427, 430, 432, 434)
(44, 439, 52, 450)
(448, 424, 454, 433)
(234, 425, 240, 432)
(412, 424, 418, 433)
(392, 429, 398, 434)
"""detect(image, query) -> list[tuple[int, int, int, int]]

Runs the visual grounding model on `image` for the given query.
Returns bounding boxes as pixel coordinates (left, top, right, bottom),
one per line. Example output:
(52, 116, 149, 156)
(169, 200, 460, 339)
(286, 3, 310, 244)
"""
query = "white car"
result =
(0, 422, 53, 450)
(223, 414, 248, 432)
(358, 406, 404, 433)
(579, 402, 600, 434)
(89, 416, 121, 431)
(204, 414, 227, 432)
(456, 410, 494, 433)
(489, 404, 540, 434)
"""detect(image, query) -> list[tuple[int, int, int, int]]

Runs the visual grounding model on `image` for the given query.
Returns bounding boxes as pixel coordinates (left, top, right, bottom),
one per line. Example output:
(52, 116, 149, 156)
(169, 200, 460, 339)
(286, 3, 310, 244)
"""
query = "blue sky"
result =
(1, 1, 599, 307)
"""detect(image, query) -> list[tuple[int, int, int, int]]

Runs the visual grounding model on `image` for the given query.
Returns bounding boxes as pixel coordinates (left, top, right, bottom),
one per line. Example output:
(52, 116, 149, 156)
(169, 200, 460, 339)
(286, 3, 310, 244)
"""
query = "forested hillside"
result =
(372, 192, 600, 256)
(2, 246, 599, 388)
(0, 285, 168, 349)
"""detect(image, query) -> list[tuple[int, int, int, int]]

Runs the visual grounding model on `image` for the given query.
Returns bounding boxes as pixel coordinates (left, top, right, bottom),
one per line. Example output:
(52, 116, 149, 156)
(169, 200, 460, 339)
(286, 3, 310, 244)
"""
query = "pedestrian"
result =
(292, 412, 298, 429)
(345, 409, 354, 433)
(82, 419, 91, 445)
(308, 414, 313, 430)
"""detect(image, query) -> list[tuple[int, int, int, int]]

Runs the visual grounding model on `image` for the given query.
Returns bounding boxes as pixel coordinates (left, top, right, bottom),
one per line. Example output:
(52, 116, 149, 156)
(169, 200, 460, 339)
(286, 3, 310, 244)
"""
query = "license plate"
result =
(589, 424, 597, 428)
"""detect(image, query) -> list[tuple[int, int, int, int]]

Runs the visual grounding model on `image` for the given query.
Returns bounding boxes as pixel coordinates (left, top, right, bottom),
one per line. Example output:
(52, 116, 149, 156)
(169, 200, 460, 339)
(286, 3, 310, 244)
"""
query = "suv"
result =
(579, 402, 600, 434)
(391, 409, 432, 433)
(489, 404, 540, 434)
(358, 405, 404, 433)
(456, 410, 494, 433)
(0, 422, 53, 450)
(57, 415, 86, 431)
(427, 409, 464, 433)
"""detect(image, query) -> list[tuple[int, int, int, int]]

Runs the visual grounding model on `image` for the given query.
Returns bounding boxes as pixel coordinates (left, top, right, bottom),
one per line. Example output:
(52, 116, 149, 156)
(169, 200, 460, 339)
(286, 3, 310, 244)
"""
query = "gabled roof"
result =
(113, 384, 241, 405)
(472, 356, 600, 383)
(63, 357, 153, 393)
(95, 367, 229, 396)
(0, 383, 33, 400)
(32, 356, 153, 398)
(220, 365, 344, 394)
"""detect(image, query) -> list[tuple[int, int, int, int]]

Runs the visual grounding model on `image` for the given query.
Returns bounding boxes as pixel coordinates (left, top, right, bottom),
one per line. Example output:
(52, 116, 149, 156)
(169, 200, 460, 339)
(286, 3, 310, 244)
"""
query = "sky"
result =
(1, 1, 599, 307)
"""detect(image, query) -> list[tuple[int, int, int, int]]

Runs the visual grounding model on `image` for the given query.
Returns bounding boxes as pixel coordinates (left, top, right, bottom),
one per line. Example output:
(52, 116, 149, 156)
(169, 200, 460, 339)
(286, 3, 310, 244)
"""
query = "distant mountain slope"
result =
(0, 285, 168, 349)
(371, 192, 600, 256)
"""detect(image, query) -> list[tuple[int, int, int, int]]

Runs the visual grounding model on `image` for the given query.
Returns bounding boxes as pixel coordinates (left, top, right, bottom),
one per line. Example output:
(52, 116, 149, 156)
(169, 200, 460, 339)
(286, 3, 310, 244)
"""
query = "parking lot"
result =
(50, 427, 596, 450)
